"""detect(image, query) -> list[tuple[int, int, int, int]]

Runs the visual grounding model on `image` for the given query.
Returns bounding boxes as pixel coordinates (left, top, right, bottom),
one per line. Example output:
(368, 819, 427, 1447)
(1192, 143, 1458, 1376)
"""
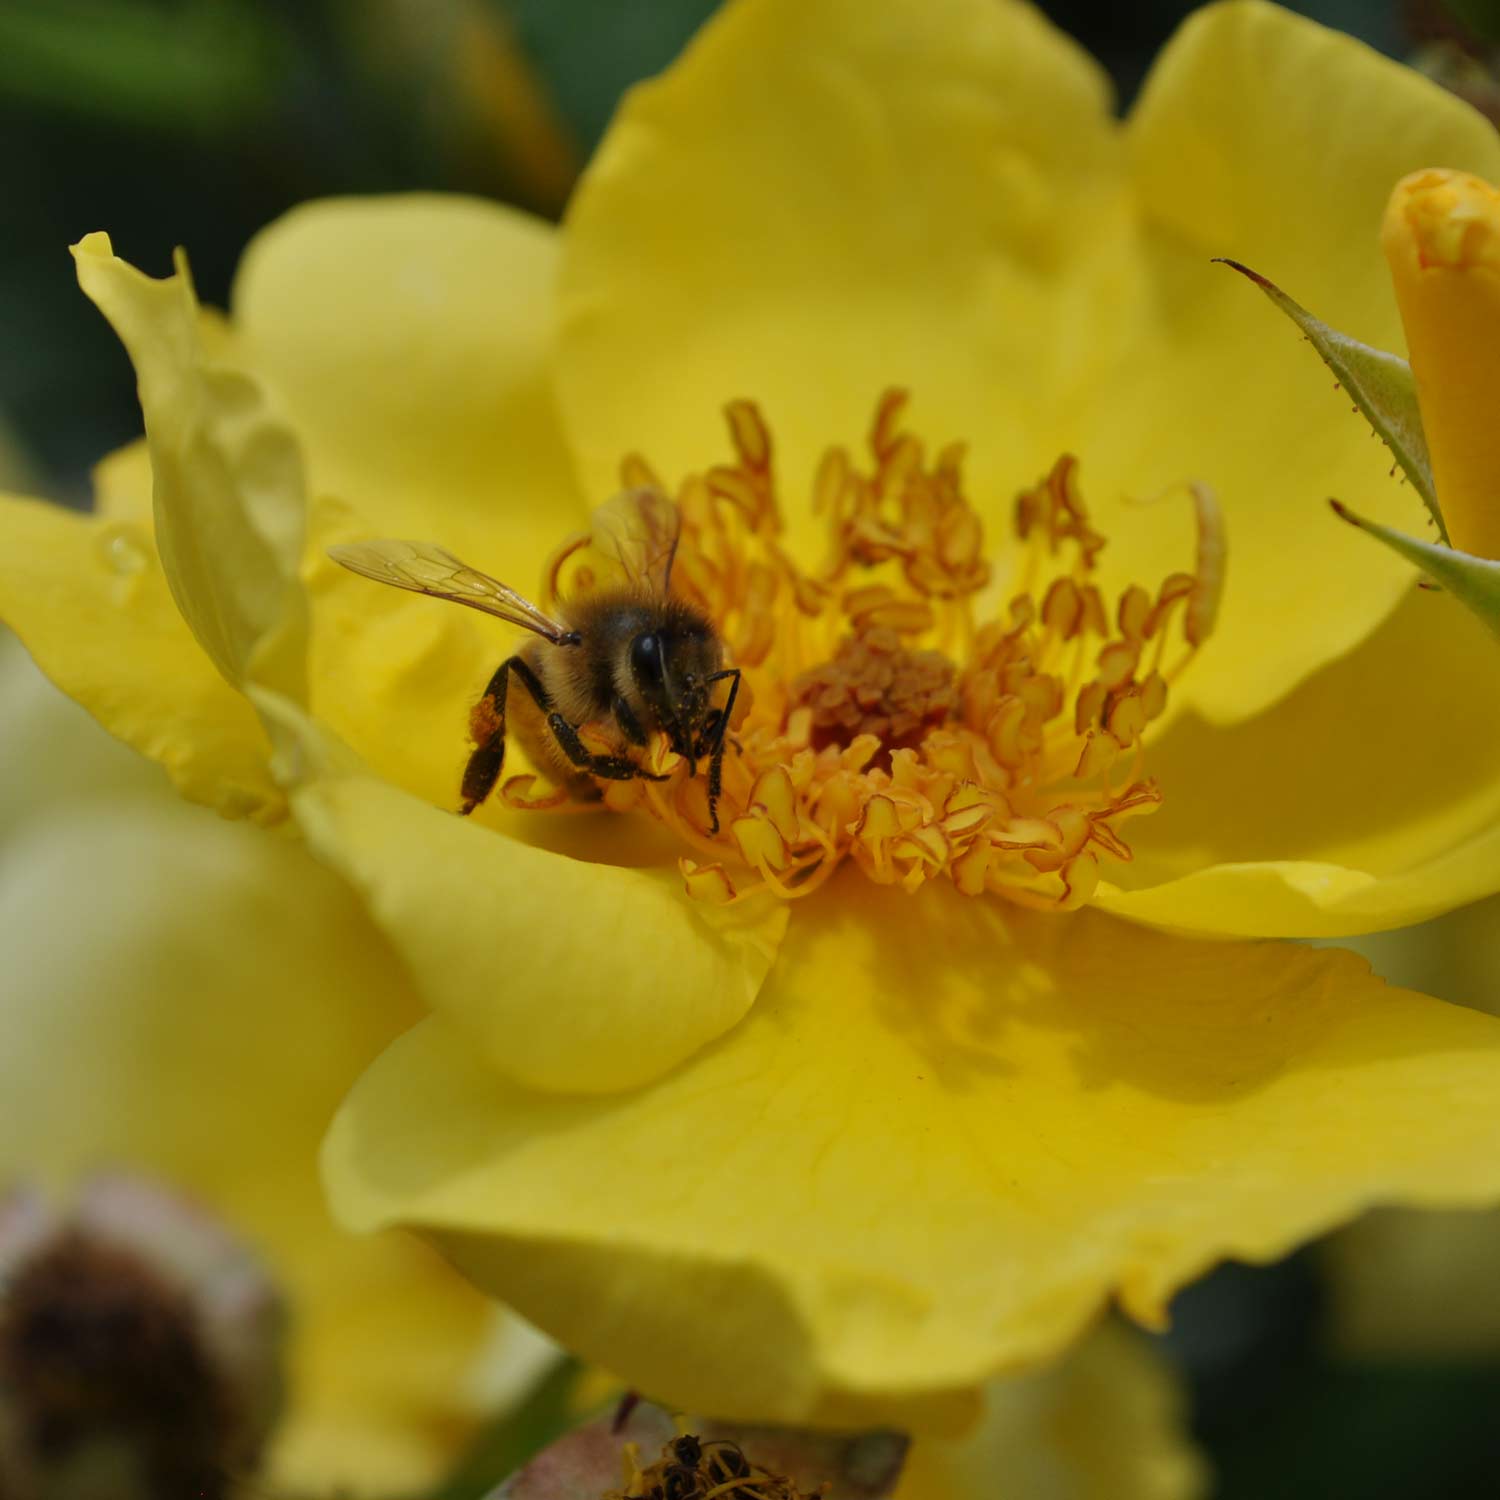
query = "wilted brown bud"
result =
(489, 1398, 906, 1500)
(0, 1176, 285, 1500)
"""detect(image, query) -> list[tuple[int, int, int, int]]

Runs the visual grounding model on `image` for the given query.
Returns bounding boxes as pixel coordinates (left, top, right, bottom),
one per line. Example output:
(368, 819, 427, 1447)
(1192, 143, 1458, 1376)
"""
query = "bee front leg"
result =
(546, 713, 670, 783)
(699, 667, 741, 835)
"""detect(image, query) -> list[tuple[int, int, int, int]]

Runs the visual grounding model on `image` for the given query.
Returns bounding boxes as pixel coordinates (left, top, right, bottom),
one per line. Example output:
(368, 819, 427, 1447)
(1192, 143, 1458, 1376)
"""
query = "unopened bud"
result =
(1382, 167, 1500, 558)
(0, 1176, 285, 1500)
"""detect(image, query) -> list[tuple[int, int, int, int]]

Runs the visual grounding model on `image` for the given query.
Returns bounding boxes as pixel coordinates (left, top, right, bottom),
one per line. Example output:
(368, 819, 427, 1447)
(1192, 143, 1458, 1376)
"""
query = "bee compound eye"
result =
(630, 632, 663, 681)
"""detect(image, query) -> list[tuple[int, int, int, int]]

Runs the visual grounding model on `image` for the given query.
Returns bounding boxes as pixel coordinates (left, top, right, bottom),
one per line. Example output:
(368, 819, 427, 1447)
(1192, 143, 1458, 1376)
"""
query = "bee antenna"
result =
(662, 523, 682, 594)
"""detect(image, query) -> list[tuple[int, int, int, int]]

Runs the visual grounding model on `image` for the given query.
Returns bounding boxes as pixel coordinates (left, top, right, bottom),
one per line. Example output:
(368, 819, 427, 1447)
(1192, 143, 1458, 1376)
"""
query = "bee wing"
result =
(328, 539, 576, 645)
(591, 487, 682, 594)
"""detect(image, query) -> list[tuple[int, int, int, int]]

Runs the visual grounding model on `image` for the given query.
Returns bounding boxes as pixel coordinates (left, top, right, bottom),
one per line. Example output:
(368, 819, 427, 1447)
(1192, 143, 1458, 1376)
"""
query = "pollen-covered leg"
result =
(547, 712, 670, 783)
(459, 658, 517, 815)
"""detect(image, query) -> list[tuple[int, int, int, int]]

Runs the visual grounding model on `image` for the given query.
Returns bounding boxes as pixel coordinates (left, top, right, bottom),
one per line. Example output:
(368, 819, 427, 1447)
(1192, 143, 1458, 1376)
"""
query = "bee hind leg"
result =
(463, 654, 668, 815)
(459, 657, 521, 815)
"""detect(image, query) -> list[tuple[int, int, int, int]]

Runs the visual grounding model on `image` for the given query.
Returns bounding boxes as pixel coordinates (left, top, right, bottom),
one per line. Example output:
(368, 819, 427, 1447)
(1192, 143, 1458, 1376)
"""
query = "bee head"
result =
(629, 612, 721, 757)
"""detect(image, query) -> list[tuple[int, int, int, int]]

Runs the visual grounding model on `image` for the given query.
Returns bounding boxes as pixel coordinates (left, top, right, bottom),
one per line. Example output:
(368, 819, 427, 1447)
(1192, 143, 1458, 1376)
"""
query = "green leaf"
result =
(1218, 258, 1448, 545)
(0, 0, 286, 137)
(1330, 500, 1500, 640)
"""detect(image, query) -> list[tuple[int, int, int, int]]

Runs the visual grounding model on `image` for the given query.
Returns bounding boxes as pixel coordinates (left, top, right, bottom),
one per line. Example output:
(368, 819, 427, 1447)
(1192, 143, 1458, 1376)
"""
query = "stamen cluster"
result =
(513, 392, 1222, 910)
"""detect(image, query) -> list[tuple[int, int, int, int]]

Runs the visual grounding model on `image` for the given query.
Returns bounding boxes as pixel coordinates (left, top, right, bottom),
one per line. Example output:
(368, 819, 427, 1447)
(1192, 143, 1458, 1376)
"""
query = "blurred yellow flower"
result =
(1381, 168, 1500, 560)
(8, 0, 1500, 1441)
(895, 1325, 1206, 1500)
(0, 635, 509, 1495)
(1329, 894, 1500, 1362)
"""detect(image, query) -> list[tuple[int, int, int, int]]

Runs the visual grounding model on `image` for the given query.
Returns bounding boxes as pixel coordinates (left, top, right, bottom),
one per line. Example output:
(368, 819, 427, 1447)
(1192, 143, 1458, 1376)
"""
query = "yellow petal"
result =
(1098, 590, 1500, 936)
(1382, 167, 1500, 558)
(555, 0, 1124, 546)
(326, 878, 1500, 1423)
(234, 195, 586, 577)
(304, 494, 499, 810)
(1099, 0, 1500, 720)
(73, 233, 309, 705)
(0, 496, 283, 821)
(0, 780, 492, 1493)
(896, 1324, 1205, 1500)
(557, 0, 1500, 724)
(286, 749, 787, 1094)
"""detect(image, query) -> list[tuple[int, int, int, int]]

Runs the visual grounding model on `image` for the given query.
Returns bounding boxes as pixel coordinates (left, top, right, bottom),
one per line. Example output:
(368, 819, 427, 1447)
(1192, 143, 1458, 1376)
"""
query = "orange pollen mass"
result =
(468, 696, 504, 747)
(793, 628, 959, 764)
(513, 390, 1224, 912)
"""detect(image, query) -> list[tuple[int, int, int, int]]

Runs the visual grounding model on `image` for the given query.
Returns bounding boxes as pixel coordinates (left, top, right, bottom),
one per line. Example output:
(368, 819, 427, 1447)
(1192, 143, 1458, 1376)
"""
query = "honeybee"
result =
(329, 490, 740, 831)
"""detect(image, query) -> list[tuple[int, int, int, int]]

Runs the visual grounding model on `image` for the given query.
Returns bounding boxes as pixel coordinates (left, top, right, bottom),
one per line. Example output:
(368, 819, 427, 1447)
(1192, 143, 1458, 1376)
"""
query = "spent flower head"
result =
(0, 1176, 283, 1500)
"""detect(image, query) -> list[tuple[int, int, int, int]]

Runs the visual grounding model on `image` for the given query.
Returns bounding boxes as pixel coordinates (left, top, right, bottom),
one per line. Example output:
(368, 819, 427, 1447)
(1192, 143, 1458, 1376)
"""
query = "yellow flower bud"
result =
(1382, 168, 1500, 558)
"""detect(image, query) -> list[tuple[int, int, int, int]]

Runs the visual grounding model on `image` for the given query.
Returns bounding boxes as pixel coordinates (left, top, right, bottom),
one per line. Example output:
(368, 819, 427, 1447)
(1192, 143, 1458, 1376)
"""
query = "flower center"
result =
(793, 627, 959, 763)
(512, 390, 1222, 911)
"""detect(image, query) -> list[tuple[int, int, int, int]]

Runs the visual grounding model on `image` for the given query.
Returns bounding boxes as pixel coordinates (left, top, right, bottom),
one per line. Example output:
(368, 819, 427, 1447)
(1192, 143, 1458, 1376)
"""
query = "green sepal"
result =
(1331, 500, 1500, 640)
(1218, 259, 1449, 545)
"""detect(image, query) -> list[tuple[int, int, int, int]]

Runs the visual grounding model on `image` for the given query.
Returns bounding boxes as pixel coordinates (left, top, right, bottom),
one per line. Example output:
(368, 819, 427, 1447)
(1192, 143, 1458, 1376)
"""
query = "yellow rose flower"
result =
(0, 634, 513, 1495)
(8, 0, 1500, 1440)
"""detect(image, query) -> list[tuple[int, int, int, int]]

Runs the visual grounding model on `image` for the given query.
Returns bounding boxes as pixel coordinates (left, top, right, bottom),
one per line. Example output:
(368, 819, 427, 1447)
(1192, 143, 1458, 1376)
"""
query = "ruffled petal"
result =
(234, 195, 586, 576)
(0, 784, 492, 1495)
(281, 724, 786, 1094)
(1101, 0, 1500, 719)
(555, 0, 1125, 542)
(0, 497, 282, 821)
(325, 879, 1500, 1424)
(1099, 591, 1500, 936)
(74, 233, 309, 705)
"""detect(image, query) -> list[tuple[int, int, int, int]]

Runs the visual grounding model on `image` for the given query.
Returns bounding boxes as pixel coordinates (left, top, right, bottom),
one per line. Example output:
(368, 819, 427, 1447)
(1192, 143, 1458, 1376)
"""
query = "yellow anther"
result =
(726, 398, 773, 472)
